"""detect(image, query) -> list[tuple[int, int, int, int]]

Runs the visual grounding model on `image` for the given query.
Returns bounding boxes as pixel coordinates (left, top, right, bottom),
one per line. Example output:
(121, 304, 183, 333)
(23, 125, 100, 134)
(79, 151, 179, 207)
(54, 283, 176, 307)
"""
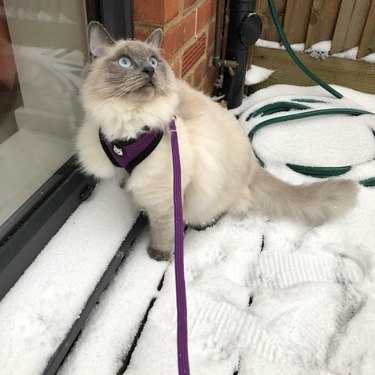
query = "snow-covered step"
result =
(58, 233, 168, 375)
(56, 215, 264, 375)
(0, 179, 139, 375)
(123, 217, 265, 375)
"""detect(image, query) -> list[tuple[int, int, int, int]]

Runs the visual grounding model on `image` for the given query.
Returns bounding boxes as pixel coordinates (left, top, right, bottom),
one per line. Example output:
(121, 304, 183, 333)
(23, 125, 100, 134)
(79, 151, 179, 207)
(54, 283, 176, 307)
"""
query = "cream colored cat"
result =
(77, 23, 358, 261)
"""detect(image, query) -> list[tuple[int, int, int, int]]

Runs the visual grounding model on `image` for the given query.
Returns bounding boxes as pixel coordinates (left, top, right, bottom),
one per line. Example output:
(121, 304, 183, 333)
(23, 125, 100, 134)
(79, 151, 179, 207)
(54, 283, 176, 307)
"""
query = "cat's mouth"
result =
(135, 80, 155, 94)
(142, 81, 154, 88)
(127, 79, 158, 98)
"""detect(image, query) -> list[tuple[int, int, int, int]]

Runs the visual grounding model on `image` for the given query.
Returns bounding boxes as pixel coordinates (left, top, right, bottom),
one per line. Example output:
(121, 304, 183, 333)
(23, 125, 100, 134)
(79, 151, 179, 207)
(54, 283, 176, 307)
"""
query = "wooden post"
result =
(283, 0, 313, 45)
(305, 0, 341, 49)
(331, 0, 371, 54)
(258, 0, 287, 43)
(357, 0, 375, 58)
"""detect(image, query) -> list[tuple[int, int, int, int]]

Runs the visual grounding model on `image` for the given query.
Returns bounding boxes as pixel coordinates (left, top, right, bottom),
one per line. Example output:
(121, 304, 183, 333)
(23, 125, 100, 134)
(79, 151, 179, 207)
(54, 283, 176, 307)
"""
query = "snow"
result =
(310, 41, 331, 53)
(245, 65, 275, 86)
(0, 178, 138, 375)
(1, 84, 375, 375)
(363, 53, 375, 64)
(256, 39, 282, 50)
(58, 233, 168, 375)
(306, 41, 331, 59)
(239, 86, 375, 168)
(256, 39, 306, 53)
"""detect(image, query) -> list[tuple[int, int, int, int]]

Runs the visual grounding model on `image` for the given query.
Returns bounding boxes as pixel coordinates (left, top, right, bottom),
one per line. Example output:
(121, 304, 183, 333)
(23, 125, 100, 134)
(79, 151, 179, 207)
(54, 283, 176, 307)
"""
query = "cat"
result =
(76, 22, 358, 261)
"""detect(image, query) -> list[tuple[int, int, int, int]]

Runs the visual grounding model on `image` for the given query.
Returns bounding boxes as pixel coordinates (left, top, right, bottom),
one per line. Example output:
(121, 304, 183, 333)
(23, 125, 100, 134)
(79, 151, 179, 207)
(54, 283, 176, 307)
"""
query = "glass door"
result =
(0, 0, 89, 228)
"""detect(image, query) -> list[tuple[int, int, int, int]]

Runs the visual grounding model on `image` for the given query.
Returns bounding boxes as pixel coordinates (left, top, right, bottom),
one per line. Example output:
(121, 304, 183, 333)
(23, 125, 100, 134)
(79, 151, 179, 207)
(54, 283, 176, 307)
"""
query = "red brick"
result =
(193, 57, 209, 87)
(206, 45, 214, 65)
(202, 66, 217, 93)
(134, 0, 179, 25)
(210, 0, 217, 17)
(171, 58, 182, 78)
(134, 25, 155, 41)
(207, 18, 216, 48)
(186, 73, 195, 86)
(182, 34, 206, 76)
(184, 0, 198, 10)
(164, 0, 180, 23)
(163, 12, 196, 59)
(197, 0, 213, 31)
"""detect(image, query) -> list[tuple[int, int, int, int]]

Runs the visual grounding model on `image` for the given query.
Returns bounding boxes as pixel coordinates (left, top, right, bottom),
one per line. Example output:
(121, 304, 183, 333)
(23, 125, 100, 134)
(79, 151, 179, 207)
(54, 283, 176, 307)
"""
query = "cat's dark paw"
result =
(147, 247, 172, 262)
(118, 177, 126, 189)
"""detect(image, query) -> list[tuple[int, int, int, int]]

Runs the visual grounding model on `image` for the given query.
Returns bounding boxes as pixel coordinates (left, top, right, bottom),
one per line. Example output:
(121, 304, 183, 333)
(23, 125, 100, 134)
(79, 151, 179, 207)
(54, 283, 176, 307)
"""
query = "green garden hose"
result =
(247, 101, 311, 119)
(245, 0, 375, 186)
(248, 108, 372, 141)
(267, 0, 343, 99)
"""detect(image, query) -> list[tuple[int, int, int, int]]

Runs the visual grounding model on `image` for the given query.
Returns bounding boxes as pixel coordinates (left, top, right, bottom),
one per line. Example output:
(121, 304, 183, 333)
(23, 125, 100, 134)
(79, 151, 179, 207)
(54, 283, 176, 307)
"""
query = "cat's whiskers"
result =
(111, 76, 143, 86)
(92, 75, 154, 103)
(114, 76, 149, 96)
(154, 77, 169, 94)
(108, 75, 140, 83)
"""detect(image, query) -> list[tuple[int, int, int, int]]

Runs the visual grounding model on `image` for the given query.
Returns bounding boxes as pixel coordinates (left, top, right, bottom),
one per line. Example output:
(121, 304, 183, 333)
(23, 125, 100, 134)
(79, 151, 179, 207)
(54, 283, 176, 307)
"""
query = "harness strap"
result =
(99, 127, 164, 174)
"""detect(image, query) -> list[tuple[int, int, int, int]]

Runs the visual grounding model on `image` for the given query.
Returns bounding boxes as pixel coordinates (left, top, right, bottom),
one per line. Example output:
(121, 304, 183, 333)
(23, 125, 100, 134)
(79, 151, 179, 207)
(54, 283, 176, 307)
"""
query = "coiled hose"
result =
(246, 0, 375, 186)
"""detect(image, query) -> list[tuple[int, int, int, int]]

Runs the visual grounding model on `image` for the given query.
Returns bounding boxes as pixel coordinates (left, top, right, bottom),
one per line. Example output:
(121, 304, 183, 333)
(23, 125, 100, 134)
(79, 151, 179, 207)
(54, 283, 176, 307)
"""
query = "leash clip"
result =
(169, 116, 178, 132)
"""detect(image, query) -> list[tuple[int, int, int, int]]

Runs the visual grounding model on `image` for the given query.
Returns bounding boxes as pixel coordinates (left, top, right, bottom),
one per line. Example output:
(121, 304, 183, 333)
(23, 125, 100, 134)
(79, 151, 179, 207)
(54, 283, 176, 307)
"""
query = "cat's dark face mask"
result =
(104, 43, 170, 98)
(86, 23, 175, 101)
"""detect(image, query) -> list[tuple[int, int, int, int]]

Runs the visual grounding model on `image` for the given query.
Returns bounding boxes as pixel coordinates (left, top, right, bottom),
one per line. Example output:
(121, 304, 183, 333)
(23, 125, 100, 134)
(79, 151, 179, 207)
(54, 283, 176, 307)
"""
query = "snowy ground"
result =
(0, 84, 375, 375)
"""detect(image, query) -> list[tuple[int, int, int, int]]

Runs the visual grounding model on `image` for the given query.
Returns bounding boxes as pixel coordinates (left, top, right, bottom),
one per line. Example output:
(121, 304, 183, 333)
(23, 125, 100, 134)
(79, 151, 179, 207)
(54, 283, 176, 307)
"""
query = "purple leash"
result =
(170, 119, 191, 375)
(99, 120, 190, 373)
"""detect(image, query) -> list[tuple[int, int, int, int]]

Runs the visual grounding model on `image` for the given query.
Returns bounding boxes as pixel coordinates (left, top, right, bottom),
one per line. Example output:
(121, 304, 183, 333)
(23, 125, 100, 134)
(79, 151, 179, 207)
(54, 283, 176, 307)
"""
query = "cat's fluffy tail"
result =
(250, 168, 358, 225)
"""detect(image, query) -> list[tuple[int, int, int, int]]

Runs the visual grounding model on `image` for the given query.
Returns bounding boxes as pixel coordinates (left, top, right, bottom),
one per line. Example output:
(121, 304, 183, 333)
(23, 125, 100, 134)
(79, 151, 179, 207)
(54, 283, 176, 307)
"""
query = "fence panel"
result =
(305, 0, 341, 49)
(358, 0, 375, 58)
(331, 0, 371, 54)
(283, 0, 313, 44)
(257, 0, 375, 57)
(258, 0, 287, 42)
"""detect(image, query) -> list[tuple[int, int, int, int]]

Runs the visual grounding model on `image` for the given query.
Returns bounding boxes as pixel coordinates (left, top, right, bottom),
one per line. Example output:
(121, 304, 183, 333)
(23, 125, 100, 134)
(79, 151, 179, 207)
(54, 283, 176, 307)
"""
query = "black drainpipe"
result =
(222, 0, 262, 109)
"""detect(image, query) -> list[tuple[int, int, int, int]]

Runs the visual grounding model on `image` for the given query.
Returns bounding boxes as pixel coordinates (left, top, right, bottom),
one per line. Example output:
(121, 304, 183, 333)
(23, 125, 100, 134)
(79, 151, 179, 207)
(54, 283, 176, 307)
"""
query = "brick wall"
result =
(134, 0, 217, 94)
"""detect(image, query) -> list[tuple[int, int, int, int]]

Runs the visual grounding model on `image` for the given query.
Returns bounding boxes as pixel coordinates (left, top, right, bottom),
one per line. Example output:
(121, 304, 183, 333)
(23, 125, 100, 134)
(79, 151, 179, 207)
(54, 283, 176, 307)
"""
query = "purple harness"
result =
(99, 126, 164, 174)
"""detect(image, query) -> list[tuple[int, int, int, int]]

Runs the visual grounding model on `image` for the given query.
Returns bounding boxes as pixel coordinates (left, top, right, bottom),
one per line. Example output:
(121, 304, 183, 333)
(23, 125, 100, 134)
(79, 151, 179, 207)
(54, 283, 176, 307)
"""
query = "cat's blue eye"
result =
(149, 57, 158, 68)
(118, 57, 132, 68)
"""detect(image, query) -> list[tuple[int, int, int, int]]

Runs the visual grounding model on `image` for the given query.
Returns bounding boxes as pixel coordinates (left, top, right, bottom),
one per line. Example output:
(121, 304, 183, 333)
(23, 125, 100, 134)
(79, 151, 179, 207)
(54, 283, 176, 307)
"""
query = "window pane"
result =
(0, 0, 88, 227)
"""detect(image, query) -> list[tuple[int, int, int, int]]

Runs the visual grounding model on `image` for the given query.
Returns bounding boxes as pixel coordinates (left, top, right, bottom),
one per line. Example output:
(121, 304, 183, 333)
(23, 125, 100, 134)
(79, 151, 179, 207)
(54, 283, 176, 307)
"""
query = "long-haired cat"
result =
(77, 22, 358, 261)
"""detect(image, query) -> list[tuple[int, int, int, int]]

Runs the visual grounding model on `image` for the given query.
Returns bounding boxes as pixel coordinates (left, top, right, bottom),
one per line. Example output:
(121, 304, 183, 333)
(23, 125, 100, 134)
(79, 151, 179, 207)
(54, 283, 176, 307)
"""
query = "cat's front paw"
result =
(147, 247, 172, 262)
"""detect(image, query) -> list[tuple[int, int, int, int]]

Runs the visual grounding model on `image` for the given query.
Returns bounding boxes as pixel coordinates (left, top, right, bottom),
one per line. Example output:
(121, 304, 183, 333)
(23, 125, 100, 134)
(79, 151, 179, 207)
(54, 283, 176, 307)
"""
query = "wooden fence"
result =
(257, 0, 375, 58)
(249, 0, 375, 94)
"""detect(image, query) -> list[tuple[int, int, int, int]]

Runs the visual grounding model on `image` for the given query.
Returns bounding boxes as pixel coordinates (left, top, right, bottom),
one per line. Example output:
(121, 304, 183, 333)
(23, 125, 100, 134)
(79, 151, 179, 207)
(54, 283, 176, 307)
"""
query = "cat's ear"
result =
(146, 28, 163, 49)
(88, 21, 114, 58)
